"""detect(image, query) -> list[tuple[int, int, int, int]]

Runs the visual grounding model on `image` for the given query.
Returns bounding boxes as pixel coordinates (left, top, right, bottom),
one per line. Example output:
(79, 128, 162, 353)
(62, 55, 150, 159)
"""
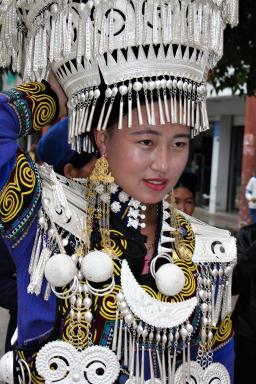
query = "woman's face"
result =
(173, 187, 195, 216)
(95, 104, 190, 204)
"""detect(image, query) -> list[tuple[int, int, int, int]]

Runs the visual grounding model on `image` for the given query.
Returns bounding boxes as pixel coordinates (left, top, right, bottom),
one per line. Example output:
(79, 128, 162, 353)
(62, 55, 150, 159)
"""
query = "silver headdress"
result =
(0, 0, 238, 151)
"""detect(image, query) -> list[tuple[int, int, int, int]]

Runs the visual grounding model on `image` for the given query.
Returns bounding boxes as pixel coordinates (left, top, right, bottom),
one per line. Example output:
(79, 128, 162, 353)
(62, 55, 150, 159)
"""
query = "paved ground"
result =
(194, 206, 240, 236)
(0, 207, 239, 371)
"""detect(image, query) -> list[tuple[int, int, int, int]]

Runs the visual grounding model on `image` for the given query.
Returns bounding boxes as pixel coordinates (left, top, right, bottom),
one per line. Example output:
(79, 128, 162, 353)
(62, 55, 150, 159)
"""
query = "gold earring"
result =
(85, 156, 114, 254)
(89, 155, 114, 184)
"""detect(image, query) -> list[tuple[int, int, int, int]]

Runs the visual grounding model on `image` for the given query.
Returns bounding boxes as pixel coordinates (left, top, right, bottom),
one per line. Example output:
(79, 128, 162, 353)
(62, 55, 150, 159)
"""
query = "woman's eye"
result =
(139, 139, 153, 146)
(174, 141, 187, 149)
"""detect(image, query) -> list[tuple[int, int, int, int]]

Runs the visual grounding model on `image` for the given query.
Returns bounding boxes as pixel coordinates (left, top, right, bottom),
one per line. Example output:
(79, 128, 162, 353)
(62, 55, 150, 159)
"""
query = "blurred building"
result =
(189, 93, 246, 217)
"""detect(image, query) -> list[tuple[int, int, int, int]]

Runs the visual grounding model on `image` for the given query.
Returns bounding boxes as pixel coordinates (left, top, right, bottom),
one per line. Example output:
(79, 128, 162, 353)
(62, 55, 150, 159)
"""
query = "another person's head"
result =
(173, 171, 198, 215)
(36, 117, 97, 178)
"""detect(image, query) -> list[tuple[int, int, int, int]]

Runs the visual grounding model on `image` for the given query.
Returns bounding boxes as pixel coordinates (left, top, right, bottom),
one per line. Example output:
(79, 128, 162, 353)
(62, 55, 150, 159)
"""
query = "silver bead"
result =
(116, 292, 124, 302)
(83, 297, 92, 309)
(125, 313, 133, 325)
(84, 311, 93, 323)
(133, 81, 143, 92)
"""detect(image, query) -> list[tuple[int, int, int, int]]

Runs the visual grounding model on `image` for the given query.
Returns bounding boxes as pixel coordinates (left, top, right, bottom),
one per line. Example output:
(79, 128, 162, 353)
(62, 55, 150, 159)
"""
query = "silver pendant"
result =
(175, 361, 230, 384)
(36, 341, 120, 384)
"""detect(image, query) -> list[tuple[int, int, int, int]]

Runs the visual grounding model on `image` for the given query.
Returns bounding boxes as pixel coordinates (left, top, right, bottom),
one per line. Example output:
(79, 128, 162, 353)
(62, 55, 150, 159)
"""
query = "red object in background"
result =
(239, 96, 256, 227)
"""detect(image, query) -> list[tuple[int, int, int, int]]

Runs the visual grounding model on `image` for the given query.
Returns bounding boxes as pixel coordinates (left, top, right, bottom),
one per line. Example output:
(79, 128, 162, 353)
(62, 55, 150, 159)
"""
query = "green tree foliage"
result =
(211, 1, 256, 95)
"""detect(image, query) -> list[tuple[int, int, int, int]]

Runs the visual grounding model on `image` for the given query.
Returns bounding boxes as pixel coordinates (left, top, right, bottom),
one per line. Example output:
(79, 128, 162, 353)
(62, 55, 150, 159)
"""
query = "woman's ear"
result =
(63, 163, 77, 179)
(94, 131, 108, 156)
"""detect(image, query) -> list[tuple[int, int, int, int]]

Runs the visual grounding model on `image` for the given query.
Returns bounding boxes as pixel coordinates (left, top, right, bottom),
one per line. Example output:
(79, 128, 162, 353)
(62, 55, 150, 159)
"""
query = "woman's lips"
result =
(143, 179, 168, 191)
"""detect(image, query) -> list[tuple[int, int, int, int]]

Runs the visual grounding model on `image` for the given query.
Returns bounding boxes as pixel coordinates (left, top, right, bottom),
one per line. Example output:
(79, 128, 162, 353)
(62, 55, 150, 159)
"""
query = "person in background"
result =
(36, 117, 97, 178)
(245, 175, 256, 223)
(173, 171, 198, 216)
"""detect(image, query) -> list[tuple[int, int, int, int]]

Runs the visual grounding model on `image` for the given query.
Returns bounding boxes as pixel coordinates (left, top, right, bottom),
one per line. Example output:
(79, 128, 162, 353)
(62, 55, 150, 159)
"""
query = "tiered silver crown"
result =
(0, 0, 239, 151)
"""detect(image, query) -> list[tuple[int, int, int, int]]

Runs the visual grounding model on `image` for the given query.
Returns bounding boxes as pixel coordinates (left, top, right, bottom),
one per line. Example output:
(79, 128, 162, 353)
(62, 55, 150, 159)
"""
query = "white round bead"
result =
(166, 79, 172, 89)
(84, 311, 93, 322)
(160, 79, 167, 88)
(94, 89, 101, 99)
(112, 87, 118, 97)
(119, 85, 128, 95)
(87, 0, 94, 9)
(105, 88, 112, 98)
(155, 263, 185, 296)
(62, 238, 69, 247)
(133, 81, 143, 92)
(177, 80, 183, 90)
(76, 297, 82, 308)
(155, 80, 161, 89)
(188, 83, 193, 92)
(116, 292, 124, 302)
(201, 303, 208, 313)
(89, 90, 94, 99)
(69, 295, 76, 305)
(198, 85, 206, 95)
(83, 297, 92, 309)
(183, 81, 188, 91)
(38, 216, 46, 227)
(147, 81, 155, 91)
(125, 313, 133, 325)
(50, 3, 58, 14)
(45, 254, 77, 287)
(80, 250, 113, 283)
(172, 79, 178, 88)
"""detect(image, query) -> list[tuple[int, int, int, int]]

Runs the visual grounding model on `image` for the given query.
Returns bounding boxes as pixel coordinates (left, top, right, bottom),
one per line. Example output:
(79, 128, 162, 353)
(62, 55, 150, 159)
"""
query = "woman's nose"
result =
(151, 146, 169, 173)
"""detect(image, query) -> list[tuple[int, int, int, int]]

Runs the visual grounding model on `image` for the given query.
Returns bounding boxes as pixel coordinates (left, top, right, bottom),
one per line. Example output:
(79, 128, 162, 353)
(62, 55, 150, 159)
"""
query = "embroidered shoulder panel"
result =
(0, 152, 42, 243)
(1, 82, 58, 136)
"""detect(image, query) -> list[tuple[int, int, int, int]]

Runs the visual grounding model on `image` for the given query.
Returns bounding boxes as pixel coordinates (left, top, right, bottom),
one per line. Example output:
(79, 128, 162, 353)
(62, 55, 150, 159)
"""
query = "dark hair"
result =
(55, 151, 97, 175)
(174, 171, 198, 199)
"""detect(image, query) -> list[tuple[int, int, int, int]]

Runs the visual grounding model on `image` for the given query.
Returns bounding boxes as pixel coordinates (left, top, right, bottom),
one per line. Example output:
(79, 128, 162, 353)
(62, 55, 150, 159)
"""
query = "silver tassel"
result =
(163, 89, 170, 122)
(162, 332, 167, 384)
(124, 326, 128, 366)
(97, 98, 108, 131)
(150, 91, 156, 125)
(117, 319, 123, 360)
(143, 86, 151, 124)
(112, 308, 119, 351)
(136, 93, 143, 125)
(118, 97, 124, 130)
(128, 82, 133, 128)
(157, 89, 165, 125)
(129, 332, 135, 379)
(136, 339, 140, 383)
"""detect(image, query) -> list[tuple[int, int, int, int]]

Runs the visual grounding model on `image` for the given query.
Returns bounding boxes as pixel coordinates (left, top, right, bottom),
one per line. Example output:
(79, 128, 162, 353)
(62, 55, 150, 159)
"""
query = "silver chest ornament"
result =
(36, 341, 120, 384)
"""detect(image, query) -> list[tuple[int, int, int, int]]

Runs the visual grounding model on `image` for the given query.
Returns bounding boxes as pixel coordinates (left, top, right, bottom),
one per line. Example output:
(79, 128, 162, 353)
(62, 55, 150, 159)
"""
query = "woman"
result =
(0, 1, 238, 383)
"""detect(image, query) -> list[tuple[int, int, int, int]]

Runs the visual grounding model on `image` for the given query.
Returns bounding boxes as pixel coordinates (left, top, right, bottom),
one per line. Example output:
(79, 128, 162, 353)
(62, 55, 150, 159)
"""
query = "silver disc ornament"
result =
(36, 340, 120, 384)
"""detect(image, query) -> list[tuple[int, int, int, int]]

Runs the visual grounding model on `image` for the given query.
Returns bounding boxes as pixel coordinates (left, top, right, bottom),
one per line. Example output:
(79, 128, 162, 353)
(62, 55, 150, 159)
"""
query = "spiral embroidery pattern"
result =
(212, 315, 232, 346)
(0, 154, 36, 223)
(17, 82, 57, 131)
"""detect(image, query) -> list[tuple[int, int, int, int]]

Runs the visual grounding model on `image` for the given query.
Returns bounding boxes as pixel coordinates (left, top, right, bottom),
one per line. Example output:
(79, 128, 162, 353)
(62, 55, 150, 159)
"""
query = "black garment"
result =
(0, 236, 17, 352)
(232, 224, 256, 383)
